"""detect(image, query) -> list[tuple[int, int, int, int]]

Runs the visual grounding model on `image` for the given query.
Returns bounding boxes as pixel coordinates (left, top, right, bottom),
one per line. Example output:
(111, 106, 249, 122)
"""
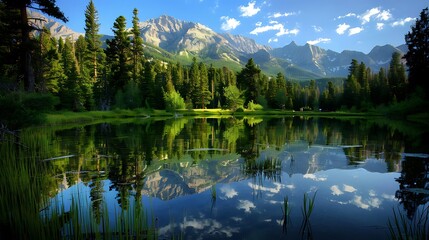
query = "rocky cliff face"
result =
(28, 10, 83, 40)
(28, 11, 406, 79)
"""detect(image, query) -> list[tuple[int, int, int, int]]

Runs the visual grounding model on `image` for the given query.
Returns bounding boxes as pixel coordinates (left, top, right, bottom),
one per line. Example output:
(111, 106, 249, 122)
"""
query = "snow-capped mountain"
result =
(28, 12, 406, 80)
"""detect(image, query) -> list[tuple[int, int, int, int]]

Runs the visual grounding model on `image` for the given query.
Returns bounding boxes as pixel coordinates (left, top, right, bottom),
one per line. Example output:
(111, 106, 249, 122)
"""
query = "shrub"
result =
(247, 100, 264, 111)
(164, 90, 186, 112)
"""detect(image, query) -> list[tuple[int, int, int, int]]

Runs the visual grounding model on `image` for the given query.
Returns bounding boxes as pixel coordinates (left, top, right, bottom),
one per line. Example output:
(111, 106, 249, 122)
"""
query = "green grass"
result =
(42, 107, 389, 127)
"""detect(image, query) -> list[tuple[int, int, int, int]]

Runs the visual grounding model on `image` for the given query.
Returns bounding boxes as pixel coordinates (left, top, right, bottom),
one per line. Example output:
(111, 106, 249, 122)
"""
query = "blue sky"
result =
(55, 0, 428, 53)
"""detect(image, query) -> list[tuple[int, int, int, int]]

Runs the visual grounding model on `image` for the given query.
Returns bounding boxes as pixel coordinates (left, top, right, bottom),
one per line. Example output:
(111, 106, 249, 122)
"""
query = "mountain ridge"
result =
(29, 11, 406, 80)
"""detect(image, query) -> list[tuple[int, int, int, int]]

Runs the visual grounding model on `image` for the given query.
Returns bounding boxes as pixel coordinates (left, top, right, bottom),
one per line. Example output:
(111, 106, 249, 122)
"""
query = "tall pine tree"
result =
(404, 7, 429, 97)
(84, 0, 103, 84)
(131, 8, 144, 82)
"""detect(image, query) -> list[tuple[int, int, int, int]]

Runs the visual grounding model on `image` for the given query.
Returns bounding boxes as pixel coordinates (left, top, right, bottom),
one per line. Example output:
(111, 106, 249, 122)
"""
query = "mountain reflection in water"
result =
(37, 117, 428, 239)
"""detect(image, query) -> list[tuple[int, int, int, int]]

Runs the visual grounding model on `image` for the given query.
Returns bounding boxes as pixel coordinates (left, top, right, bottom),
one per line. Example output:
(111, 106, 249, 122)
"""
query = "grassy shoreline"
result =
(44, 108, 385, 126)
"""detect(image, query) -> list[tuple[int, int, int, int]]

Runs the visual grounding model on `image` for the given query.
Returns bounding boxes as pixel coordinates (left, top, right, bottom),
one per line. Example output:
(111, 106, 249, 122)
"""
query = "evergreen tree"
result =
(197, 62, 211, 109)
(388, 52, 407, 101)
(189, 57, 200, 107)
(84, 0, 104, 84)
(404, 7, 429, 97)
(59, 38, 84, 111)
(238, 58, 261, 104)
(2, 0, 67, 92)
(34, 28, 64, 93)
(0, 3, 21, 89)
(106, 16, 131, 94)
(131, 8, 144, 82)
(74, 36, 88, 76)
(141, 60, 156, 108)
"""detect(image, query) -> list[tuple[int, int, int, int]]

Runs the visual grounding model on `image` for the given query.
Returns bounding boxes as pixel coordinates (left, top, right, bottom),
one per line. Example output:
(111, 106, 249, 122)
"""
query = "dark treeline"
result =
(1, 1, 428, 126)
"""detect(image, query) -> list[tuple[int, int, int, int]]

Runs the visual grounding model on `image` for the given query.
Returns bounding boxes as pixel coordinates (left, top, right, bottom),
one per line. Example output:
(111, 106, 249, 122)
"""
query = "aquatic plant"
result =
(388, 204, 429, 240)
(300, 191, 317, 239)
(281, 196, 291, 233)
(211, 185, 217, 200)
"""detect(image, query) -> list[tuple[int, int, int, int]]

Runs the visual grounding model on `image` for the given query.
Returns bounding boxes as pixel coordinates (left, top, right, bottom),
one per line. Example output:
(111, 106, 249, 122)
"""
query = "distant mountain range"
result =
(30, 11, 406, 80)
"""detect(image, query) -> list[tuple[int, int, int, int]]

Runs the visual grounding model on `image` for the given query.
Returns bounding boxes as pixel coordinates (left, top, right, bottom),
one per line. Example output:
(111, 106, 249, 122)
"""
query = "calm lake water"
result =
(33, 117, 429, 239)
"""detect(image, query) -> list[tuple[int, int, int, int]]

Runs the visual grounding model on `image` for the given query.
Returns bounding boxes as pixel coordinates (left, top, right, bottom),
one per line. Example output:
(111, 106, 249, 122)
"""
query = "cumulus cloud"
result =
(239, 1, 261, 17)
(220, 16, 240, 31)
(343, 184, 357, 193)
(307, 37, 331, 45)
(336, 23, 350, 35)
(220, 185, 238, 199)
(255, 21, 262, 27)
(270, 12, 297, 18)
(238, 200, 256, 213)
(348, 27, 364, 36)
(250, 23, 299, 36)
(331, 185, 344, 196)
(392, 17, 414, 27)
(361, 7, 381, 24)
(377, 10, 392, 21)
(376, 23, 385, 30)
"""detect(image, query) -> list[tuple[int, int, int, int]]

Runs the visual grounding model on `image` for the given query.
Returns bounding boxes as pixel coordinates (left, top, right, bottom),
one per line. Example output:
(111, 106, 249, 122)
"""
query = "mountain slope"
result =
(28, 10, 82, 40)
(27, 12, 406, 80)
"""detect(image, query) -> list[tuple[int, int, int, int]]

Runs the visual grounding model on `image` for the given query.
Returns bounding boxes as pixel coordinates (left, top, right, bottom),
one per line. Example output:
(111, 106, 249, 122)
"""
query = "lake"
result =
(1, 116, 428, 239)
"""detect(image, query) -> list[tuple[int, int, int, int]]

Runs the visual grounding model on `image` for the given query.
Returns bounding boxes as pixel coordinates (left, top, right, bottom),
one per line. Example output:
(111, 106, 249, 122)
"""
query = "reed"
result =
(281, 196, 291, 233)
(300, 191, 317, 239)
(388, 205, 429, 240)
(211, 185, 217, 200)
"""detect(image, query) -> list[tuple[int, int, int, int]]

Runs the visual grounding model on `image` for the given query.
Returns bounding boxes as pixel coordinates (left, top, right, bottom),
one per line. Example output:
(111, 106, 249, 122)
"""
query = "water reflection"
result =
(28, 117, 429, 239)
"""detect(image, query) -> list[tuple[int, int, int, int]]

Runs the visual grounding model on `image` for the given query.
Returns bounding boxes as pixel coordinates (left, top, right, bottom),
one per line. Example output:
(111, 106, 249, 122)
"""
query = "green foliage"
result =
(247, 100, 264, 111)
(164, 90, 186, 112)
(114, 82, 142, 109)
(404, 7, 429, 97)
(0, 92, 58, 128)
(223, 85, 244, 110)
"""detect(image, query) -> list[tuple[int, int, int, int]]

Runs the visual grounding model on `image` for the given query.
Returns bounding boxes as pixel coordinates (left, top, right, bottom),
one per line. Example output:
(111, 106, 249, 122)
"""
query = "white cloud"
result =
(307, 37, 331, 45)
(270, 12, 297, 18)
(348, 27, 364, 36)
(269, 20, 279, 24)
(377, 10, 392, 21)
(239, 1, 261, 17)
(337, 13, 357, 19)
(250, 23, 299, 36)
(376, 23, 385, 30)
(220, 185, 238, 199)
(343, 184, 357, 193)
(220, 16, 240, 31)
(248, 182, 282, 193)
(361, 7, 381, 24)
(268, 37, 278, 43)
(392, 17, 414, 27)
(238, 200, 256, 213)
(353, 195, 370, 209)
(255, 21, 262, 27)
(312, 25, 323, 33)
(303, 173, 327, 181)
(336, 23, 350, 35)
(331, 185, 344, 196)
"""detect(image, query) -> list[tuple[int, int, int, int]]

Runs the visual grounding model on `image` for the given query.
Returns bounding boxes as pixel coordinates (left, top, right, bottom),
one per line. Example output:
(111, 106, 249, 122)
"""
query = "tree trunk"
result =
(20, 4, 35, 92)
